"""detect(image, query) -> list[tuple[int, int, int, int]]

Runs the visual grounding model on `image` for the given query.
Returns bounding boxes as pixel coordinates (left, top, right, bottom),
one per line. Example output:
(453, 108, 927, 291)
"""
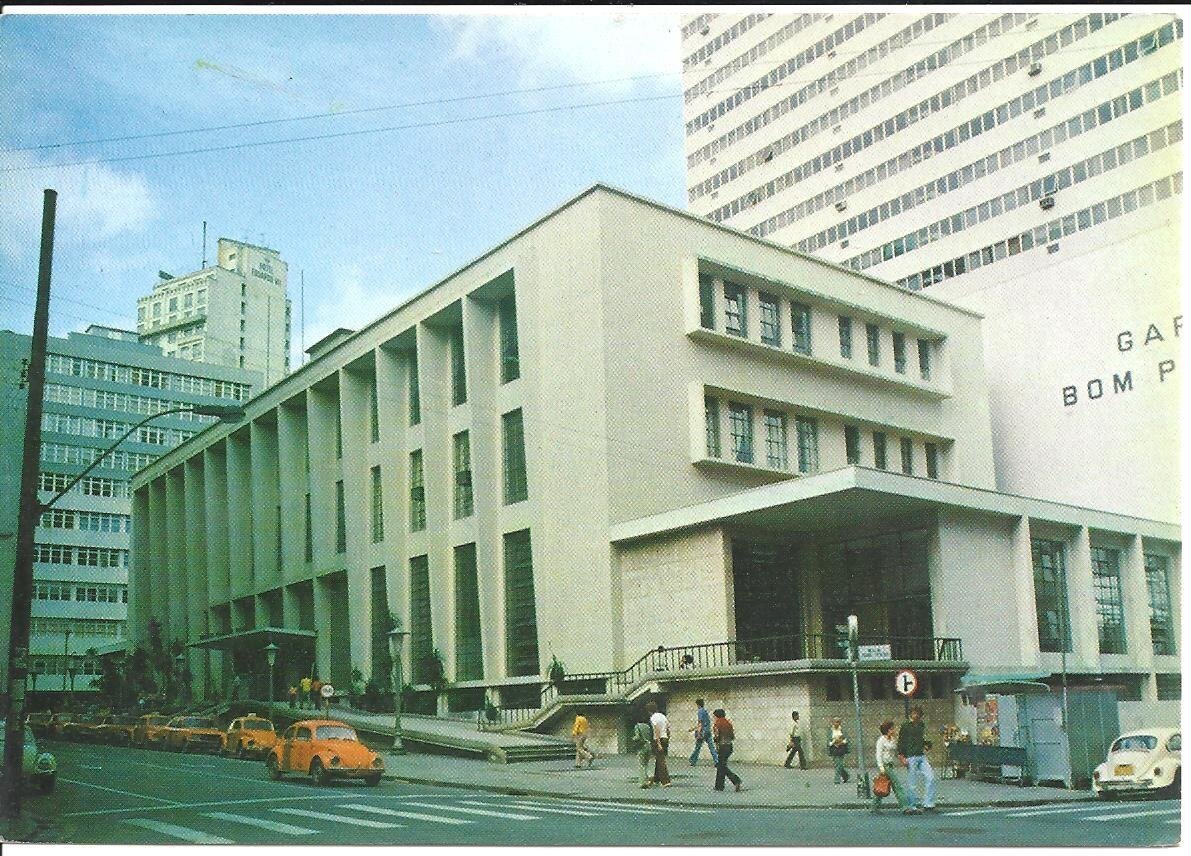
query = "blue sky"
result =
(0, 10, 685, 360)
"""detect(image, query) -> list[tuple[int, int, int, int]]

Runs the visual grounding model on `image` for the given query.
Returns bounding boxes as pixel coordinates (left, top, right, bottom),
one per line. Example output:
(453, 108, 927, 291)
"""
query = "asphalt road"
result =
(5, 741, 1181, 846)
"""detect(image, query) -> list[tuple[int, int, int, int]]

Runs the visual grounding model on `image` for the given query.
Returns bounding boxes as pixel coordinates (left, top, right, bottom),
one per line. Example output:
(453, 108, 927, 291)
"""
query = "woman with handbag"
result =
(873, 720, 911, 813)
(828, 717, 850, 784)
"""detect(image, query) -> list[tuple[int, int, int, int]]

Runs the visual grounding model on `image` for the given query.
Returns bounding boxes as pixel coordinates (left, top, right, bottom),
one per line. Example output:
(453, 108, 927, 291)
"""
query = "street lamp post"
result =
(264, 643, 278, 723)
(387, 628, 410, 754)
(66, 658, 76, 708)
(175, 653, 186, 704)
(847, 614, 870, 800)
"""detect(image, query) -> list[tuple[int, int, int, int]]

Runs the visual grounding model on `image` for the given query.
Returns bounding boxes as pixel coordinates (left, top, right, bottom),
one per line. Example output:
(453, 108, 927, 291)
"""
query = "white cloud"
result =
(435, 12, 681, 94)
(0, 151, 156, 262)
(304, 263, 408, 352)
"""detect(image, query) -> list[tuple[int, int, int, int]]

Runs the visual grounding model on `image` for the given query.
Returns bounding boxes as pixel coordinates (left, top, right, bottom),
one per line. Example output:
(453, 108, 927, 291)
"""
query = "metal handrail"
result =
(479, 634, 963, 730)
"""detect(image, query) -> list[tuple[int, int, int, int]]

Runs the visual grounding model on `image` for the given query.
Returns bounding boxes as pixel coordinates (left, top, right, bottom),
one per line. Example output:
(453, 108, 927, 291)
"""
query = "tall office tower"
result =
(682, 12, 1182, 522)
(0, 325, 257, 693)
(137, 238, 292, 388)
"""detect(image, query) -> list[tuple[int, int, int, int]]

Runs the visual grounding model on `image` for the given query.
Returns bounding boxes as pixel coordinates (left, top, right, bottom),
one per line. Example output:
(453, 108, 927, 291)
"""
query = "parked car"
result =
(0, 721, 57, 792)
(96, 714, 140, 745)
(266, 720, 383, 786)
(132, 713, 172, 749)
(62, 712, 104, 742)
(1093, 728, 1180, 798)
(224, 715, 278, 759)
(163, 716, 225, 754)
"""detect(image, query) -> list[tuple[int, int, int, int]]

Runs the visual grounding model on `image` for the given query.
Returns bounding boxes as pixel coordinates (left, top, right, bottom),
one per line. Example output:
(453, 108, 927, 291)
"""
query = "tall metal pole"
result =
(62, 627, 69, 692)
(2, 189, 56, 821)
(847, 614, 869, 800)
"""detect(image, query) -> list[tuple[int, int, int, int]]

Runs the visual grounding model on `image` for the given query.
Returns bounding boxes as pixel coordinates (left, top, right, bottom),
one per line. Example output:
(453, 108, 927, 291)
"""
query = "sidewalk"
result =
(379, 750, 1093, 810)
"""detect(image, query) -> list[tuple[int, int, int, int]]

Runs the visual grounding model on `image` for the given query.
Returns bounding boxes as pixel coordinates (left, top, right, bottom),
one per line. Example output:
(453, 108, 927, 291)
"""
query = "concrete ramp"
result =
(262, 704, 573, 763)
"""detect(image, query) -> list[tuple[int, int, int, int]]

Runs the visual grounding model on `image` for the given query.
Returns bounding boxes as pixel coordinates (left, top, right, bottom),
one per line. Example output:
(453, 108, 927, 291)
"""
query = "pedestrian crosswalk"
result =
(117, 795, 712, 843)
(946, 799, 1180, 824)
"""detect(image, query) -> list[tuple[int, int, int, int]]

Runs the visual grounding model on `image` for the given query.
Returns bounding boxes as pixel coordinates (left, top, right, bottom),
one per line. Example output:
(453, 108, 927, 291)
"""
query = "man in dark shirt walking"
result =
(896, 706, 937, 813)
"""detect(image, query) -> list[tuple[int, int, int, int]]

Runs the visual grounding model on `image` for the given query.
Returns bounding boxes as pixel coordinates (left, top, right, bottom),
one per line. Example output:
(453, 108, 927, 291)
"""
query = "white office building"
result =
(129, 187, 1179, 765)
(682, 11, 1182, 523)
(137, 238, 292, 387)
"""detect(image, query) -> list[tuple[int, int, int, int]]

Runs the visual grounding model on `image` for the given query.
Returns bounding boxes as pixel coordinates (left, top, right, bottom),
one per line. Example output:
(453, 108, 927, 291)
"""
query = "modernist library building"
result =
(130, 187, 1180, 761)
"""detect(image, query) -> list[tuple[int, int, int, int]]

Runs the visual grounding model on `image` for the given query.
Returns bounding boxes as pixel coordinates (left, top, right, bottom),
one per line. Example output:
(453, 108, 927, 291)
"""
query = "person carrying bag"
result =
(828, 717, 851, 784)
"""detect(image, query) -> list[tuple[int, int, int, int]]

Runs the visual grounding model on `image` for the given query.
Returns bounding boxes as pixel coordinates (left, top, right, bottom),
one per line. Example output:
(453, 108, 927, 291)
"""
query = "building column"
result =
(249, 417, 281, 590)
(226, 429, 253, 598)
(1067, 526, 1100, 669)
(277, 401, 307, 586)
(203, 445, 230, 606)
(312, 575, 334, 683)
(183, 458, 209, 699)
(1121, 534, 1153, 671)
(339, 363, 373, 684)
(415, 320, 451, 676)
(1011, 516, 1041, 668)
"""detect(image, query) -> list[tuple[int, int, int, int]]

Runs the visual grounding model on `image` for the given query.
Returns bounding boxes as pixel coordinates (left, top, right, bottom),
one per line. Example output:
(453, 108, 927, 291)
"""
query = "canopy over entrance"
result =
(188, 627, 316, 652)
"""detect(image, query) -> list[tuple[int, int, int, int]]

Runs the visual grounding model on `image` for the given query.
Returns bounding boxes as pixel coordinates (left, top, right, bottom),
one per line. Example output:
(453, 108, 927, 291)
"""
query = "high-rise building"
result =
(682, 12, 1182, 522)
(0, 325, 258, 692)
(137, 238, 291, 387)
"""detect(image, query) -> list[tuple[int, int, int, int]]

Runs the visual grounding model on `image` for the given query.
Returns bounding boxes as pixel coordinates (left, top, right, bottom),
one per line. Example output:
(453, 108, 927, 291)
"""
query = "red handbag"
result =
(873, 772, 892, 798)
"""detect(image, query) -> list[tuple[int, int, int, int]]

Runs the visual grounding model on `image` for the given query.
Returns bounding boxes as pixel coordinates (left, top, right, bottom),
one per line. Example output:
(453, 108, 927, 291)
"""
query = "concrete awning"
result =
(188, 627, 316, 651)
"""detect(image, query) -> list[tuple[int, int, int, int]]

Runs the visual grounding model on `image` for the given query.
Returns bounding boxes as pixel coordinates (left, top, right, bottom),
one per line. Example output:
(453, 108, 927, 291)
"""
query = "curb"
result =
(380, 772, 1095, 811)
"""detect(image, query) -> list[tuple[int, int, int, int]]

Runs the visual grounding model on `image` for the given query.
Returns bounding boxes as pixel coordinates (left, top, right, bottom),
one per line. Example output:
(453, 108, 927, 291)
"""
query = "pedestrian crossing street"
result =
(118, 795, 715, 843)
(944, 798, 1180, 825)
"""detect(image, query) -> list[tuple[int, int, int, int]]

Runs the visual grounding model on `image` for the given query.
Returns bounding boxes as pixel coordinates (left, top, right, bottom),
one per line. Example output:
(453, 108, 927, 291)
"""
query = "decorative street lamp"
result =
(264, 642, 279, 723)
(847, 614, 870, 800)
(387, 627, 410, 754)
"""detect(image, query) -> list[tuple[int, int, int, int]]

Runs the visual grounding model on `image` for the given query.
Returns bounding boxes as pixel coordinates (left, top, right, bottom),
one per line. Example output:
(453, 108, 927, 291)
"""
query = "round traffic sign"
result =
(320, 683, 334, 698)
(894, 669, 919, 698)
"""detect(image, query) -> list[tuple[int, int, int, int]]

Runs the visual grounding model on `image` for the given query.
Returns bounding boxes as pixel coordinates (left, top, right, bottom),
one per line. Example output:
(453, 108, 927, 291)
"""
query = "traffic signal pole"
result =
(2, 190, 57, 821)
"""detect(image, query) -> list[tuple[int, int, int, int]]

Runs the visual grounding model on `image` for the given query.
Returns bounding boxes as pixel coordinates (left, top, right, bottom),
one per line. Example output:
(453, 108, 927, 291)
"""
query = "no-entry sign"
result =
(894, 669, 919, 698)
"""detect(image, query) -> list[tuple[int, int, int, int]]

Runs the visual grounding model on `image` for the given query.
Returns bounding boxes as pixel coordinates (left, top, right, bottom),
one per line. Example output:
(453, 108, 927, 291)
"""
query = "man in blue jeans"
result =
(896, 705, 937, 813)
(689, 698, 719, 766)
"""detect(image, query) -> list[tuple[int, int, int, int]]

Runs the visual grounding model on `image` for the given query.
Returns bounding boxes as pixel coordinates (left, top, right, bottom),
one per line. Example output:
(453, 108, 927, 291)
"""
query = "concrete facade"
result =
(127, 187, 1178, 743)
(0, 325, 257, 689)
(681, 12, 1182, 522)
(137, 238, 291, 387)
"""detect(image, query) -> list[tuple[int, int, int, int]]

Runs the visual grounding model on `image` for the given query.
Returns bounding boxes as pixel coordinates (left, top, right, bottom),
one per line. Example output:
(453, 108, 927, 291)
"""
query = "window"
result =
(1032, 539, 1071, 653)
(504, 530, 540, 677)
(1091, 547, 1126, 654)
(791, 303, 812, 354)
(925, 443, 939, 479)
(369, 382, 380, 443)
(453, 431, 474, 519)
(370, 466, 384, 544)
(723, 282, 747, 337)
(499, 293, 520, 383)
(454, 543, 483, 680)
(728, 402, 754, 464)
(866, 323, 881, 366)
(409, 451, 426, 531)
(705, 397, 721, 458)
(893, 332, 907, 374)
(699, 274, 716, 330)
(873, 432, 887, 469)
(844, 425, 861, 465)
(408, 555, 433, 684)
(304, 493, 313, 561)
(900, 437, 913, 474)
(759, 293, 781, 346)
(838, 316, 853, 358)
(450, 325, 467, 405)
(764, 410, 788, 470)
(1145, 554, 1175, 655)
(502, 409, 528, 505)
(335, 480, 347, 553)
(918, 340, 932, 380)
(795, 416, 818, 474)
(1155, 674, 1180, 701)
(408, 352, 421, 426)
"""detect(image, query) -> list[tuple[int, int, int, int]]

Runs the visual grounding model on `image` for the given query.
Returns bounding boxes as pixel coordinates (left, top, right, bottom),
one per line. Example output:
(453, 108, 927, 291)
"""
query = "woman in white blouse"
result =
(874, 720, 913, 814)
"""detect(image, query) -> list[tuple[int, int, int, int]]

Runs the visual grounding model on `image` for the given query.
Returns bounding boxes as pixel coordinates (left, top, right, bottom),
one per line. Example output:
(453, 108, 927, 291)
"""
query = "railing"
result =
(478, 634, 963, 730)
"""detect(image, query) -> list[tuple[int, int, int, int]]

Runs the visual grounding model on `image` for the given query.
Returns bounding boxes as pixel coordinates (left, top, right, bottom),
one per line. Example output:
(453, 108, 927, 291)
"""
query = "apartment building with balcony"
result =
(129, 186, 1179, 761)
(137, 238, 291, 387)
(0, 324, 258, 692)
(681, 11, 1182, 523)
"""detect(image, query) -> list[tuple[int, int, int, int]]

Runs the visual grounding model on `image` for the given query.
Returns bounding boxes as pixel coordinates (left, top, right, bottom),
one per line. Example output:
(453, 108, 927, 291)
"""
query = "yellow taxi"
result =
(266, 719, 383, 786)
(163, 715, 225, 754)
(224, 714, 279, 759)
(133, 713, 173, 749)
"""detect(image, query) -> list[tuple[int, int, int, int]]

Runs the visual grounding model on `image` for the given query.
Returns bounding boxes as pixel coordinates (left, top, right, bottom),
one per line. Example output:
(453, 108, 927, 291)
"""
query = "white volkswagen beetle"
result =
(1092, 727, 1180, 799)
